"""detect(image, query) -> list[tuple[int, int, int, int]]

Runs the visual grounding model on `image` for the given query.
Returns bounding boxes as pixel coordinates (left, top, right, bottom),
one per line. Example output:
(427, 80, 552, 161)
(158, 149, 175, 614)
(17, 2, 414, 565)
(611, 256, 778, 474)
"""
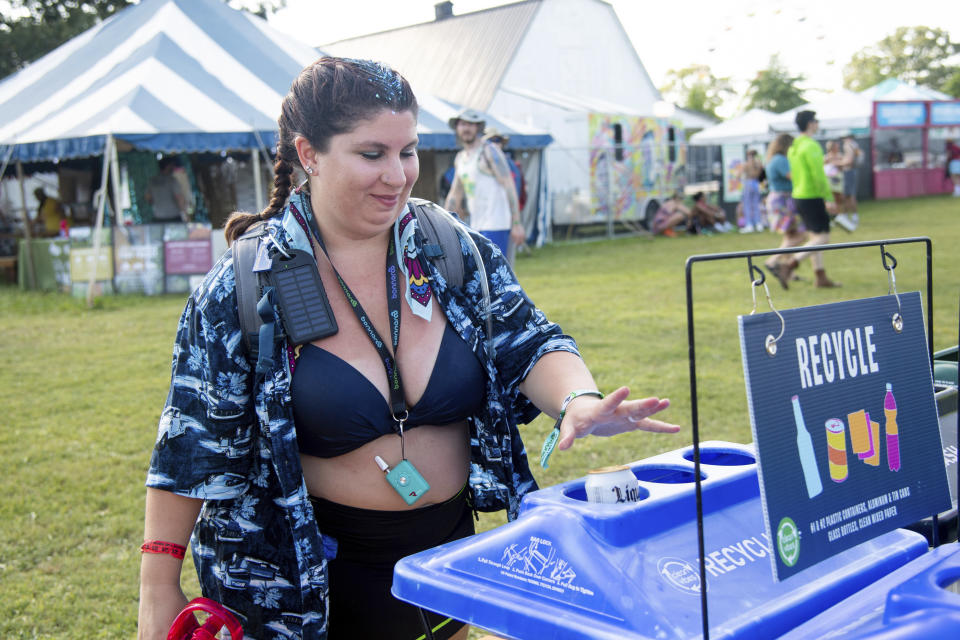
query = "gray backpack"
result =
(232, 199, 492, 361)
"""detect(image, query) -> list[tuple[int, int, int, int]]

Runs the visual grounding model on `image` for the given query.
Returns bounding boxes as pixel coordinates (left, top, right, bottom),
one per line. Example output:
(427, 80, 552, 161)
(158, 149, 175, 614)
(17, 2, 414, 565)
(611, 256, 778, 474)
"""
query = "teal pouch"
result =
(386, 459, 431, 505)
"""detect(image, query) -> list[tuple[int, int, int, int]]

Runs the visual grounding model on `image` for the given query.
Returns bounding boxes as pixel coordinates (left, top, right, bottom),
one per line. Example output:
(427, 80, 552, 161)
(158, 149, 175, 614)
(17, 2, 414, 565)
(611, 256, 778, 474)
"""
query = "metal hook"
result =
(748, 259, 785, 355)
(748, 258, 764, 314)
(266, 231, 292, 260)
(880, 246, 903, 332)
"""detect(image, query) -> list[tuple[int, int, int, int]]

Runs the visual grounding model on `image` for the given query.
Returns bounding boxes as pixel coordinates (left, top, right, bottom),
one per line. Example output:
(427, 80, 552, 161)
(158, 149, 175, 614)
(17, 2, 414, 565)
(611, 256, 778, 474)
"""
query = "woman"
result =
(738, 150, 763, 232)
(138, 57, 679, 640)
(650, 192, 690, 236)
(763, 133, 804, 289)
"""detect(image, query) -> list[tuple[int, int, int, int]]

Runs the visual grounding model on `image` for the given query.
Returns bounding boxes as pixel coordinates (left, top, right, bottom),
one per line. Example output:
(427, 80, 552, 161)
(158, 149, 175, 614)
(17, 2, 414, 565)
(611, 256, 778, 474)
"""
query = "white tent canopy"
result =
(688, 109, 778, 146)
(0, 0, 323, 161)
(687, 81, 953, 146)
(769, 90, 873, 134)
(860, 78, 952, 102)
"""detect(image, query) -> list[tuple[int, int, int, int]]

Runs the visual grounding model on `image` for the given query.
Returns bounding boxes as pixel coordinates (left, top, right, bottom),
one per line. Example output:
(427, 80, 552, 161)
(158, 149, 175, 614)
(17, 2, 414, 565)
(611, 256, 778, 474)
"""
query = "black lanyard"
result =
(311, 230, 408, 432)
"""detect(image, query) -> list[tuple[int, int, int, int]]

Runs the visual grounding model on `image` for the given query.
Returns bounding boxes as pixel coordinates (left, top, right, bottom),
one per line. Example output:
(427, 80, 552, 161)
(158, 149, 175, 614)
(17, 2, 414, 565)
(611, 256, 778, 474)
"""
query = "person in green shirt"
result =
(781, 110, 840, 288)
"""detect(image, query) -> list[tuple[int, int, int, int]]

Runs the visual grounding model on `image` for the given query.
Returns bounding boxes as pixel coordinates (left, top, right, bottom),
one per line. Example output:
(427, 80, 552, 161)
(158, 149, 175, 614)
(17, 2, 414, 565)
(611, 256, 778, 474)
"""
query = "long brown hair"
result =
(765, 133, 793, 164)
(224, 57, 418, 244)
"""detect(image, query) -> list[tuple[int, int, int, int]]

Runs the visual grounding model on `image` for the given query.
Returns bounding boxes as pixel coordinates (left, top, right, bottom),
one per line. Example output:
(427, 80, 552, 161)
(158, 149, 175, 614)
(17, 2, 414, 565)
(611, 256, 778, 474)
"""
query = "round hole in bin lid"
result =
(682, 448, 756, 466)
(633, 465, 704, 484)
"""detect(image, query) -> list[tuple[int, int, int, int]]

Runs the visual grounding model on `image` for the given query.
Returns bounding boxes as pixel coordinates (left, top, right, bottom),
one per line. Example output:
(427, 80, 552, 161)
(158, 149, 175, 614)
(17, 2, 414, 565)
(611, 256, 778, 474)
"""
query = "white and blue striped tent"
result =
(0, 0, 550, 163)
(0, 0, 320, 161)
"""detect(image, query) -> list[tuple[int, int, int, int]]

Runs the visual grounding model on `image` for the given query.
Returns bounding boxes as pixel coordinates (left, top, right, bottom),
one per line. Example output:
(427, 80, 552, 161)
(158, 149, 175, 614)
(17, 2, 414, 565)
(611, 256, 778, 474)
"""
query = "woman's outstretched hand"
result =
(556, 386, 681, 451)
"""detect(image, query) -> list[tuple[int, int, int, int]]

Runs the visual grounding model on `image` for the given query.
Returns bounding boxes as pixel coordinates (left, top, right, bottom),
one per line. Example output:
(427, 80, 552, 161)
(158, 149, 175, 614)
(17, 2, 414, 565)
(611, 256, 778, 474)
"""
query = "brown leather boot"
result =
(815, 268, 841, 288)
(764, 261, 790, 289)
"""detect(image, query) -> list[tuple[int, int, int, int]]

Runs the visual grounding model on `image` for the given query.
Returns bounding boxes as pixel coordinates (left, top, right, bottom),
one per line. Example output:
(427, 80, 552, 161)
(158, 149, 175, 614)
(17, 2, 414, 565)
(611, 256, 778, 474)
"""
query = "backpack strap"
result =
(232, 220, 268, 359)
(409, 198, 495, 359)
(410, 199, 464, 288)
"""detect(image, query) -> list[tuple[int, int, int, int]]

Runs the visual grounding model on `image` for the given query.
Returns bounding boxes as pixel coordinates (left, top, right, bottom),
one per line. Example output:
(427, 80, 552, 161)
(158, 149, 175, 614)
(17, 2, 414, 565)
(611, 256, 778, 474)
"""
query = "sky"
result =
(265, 0, 960, 116)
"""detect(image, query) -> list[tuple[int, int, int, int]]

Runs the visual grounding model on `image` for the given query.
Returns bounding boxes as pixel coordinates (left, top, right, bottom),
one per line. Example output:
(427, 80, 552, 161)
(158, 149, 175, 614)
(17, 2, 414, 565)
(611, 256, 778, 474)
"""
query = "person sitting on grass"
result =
(689, 192, 733, 233)
(650, 192, 691, 237)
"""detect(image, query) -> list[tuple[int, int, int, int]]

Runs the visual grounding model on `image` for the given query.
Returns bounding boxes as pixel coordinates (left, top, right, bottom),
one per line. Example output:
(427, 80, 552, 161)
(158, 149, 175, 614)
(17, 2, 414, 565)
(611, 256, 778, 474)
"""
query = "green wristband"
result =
(539, 390, 604, 469)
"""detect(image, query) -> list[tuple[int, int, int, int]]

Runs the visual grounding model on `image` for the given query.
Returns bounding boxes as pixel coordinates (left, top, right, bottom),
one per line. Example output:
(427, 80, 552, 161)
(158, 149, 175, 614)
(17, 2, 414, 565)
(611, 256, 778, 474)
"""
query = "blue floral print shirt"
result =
(147, 191, 579, 639)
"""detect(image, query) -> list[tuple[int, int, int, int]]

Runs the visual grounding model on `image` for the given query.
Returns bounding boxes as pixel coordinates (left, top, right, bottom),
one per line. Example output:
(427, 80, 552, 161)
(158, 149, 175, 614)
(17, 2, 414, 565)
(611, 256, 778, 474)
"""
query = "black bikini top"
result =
(291, 323, 486, 458)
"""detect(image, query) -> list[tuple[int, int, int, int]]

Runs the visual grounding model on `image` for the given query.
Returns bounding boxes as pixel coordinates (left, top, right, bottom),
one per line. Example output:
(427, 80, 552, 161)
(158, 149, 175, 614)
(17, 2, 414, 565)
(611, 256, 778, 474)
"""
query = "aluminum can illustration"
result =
(585, 465, 641, 504)
(825, 418, 848, 482)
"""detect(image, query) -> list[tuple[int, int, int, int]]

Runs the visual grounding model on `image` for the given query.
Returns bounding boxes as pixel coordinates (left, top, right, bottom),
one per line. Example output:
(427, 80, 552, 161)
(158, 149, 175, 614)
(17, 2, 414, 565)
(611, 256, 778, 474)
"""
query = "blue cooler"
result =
(393, 442, 928, 639)
(780, 542, 960, 639)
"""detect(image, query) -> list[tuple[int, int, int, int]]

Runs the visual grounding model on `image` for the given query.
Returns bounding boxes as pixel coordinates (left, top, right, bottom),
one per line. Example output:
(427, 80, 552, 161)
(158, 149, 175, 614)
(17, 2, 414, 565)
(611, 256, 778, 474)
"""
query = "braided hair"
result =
(224, 57, 418, 244)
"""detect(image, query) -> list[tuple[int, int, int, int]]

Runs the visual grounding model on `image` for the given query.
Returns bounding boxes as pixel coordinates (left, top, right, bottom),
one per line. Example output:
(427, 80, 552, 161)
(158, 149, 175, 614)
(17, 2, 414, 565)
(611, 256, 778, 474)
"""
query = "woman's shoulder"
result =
(191, 248, 240, 317)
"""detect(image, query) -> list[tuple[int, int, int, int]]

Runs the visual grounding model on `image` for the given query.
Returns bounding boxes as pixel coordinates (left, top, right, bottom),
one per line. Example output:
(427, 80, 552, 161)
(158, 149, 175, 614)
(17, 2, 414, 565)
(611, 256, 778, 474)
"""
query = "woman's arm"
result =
(137, 489, 203, 639)
(518, 350, 680, 452)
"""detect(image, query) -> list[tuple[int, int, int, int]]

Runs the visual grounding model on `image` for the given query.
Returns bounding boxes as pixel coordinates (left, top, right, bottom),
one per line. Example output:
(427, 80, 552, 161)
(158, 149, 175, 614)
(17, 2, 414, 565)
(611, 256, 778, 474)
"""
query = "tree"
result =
(0, 0, 287, 81)
(742, 54, 806, 114)
(842, 26, 960, 94)
(0, 1, 133, 80)
(659, 64, 734, 120)
(944, 70, 960, 98)
(227, 0, 286, 20)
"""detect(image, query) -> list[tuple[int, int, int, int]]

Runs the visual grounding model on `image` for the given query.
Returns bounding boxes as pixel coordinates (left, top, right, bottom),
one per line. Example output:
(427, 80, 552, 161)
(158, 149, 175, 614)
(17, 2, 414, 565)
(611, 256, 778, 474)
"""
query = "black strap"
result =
(232, 221, 267, 358)
(312, 232, 408, 423)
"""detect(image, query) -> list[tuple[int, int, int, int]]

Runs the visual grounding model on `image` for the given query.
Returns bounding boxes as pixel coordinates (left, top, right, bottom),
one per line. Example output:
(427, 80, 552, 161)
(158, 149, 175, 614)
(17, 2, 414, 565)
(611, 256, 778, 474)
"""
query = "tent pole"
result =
(109, 139, 122, 225)
(86, 134, 112, 308)
(252, 147, 263, 213)
(15, 158, 38, 290)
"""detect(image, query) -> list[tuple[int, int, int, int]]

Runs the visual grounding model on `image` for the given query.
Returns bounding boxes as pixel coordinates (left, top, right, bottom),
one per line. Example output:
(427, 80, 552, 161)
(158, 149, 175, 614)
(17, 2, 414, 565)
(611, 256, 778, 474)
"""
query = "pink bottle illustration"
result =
(884, 383, 900, 471)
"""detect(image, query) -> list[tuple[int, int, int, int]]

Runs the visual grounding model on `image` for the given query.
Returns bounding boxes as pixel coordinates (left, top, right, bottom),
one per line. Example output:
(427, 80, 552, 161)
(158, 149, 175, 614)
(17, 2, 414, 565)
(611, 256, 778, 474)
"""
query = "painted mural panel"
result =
(588, 114, 687, 221)
(723, 144, 745, 203)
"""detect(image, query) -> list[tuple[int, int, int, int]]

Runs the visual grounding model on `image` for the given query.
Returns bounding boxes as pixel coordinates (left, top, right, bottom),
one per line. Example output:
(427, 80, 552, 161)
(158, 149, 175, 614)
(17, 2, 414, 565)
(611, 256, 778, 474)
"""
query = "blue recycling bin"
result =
(779, 542, 960, 639)
(904, 372, 958, 544)
(392, 442, 928, 639)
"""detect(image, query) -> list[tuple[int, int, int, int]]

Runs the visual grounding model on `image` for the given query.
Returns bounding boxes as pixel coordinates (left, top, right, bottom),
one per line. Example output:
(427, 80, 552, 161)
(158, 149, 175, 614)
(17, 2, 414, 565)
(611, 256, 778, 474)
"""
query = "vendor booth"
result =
(871, 100, 960, 199)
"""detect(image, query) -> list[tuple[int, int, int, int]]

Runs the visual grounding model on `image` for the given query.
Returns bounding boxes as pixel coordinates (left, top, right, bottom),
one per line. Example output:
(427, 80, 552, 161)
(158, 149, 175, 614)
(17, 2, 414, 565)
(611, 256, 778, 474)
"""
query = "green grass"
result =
(1, 195, 958, 638)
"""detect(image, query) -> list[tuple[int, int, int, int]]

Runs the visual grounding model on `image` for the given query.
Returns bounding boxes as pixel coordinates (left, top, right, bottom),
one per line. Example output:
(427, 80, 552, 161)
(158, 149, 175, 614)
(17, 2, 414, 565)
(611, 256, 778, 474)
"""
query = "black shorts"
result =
(311, 486, 475, 640)
(794, 198, 831, 233)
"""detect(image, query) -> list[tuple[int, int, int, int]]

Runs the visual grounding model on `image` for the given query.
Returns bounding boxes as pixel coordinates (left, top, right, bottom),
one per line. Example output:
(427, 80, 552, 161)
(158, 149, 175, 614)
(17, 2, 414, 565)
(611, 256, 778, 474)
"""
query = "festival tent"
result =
(0, 0, 324, 163)
(688, 109, 778, 145)
(860, 79, 952, 102)
(769, 89, 873, 134)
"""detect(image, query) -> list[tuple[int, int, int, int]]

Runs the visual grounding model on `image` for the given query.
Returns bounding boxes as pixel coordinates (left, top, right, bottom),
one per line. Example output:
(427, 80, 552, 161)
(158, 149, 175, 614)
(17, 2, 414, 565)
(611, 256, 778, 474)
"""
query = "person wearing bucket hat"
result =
(445, 109, 525, 264)
(447, 107, 485, 131)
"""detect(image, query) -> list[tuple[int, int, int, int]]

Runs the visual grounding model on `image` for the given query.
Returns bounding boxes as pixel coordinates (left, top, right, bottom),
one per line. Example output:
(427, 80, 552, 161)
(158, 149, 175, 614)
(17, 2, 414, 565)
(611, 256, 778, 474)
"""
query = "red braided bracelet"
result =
(140, 540, 186, 559)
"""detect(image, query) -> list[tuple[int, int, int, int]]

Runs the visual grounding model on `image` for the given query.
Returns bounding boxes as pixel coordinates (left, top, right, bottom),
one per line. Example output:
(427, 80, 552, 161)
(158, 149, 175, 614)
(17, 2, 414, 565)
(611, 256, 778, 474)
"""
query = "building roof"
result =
(320, 1, 542, 111)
